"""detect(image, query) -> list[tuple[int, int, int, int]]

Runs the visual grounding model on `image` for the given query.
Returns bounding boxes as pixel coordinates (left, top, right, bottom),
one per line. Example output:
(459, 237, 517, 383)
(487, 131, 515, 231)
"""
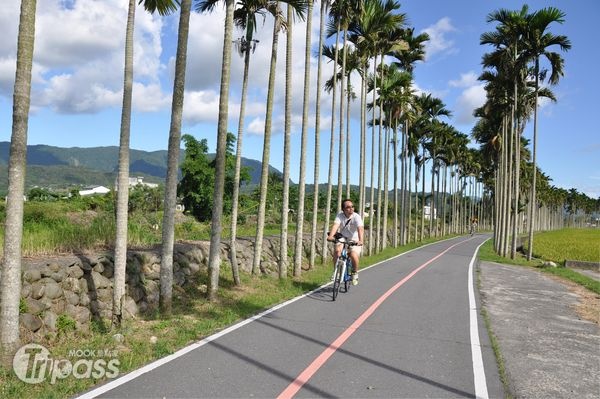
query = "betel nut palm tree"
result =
(252, 0, 306, 277)
(197, 0, 237, 301)
(158, 0, 191, 316)
(230, 0, 266, 286)
(1, 0, 37, 365)
(523, 7, 570, 260)
(113, 0, 178, 326)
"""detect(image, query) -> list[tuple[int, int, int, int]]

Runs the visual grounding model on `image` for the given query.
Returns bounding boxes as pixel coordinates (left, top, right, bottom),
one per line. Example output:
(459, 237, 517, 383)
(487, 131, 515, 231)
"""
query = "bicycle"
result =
(329, 236, 357, 301)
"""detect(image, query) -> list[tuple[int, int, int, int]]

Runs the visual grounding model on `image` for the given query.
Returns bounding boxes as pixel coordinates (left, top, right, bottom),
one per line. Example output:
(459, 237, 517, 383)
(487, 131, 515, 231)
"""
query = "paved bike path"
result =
(81, 235, 502, 398)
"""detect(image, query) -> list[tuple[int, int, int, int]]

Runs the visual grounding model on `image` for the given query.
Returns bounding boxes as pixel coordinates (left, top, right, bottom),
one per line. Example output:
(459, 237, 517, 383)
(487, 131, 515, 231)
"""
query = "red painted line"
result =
(276, 240, 466, 399)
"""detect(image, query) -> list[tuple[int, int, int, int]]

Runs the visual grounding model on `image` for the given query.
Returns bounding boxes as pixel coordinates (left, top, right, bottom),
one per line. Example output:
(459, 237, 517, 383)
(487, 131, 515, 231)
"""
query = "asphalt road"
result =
(79, 235, 503, 398)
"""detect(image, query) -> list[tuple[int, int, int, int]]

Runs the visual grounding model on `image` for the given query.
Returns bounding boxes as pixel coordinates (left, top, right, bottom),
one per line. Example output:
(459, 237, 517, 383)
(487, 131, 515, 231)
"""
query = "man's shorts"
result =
(336, 243, 363, 256)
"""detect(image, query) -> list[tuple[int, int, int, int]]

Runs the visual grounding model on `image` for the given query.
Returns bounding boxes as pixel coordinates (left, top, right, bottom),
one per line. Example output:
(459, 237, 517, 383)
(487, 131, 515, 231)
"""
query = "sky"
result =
(0, 0, 598, 199)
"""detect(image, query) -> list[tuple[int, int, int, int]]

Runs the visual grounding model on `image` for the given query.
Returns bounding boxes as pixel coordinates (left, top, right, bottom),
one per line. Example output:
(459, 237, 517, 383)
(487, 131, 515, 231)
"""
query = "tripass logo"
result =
(13, 343, 120, 384)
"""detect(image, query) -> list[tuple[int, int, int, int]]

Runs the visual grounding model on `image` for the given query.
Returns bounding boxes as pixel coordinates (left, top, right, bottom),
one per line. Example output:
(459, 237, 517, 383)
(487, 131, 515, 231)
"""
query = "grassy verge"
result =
(0, 235, 449, 398)
(478, 232, 600, 295)
(523, 228, 600, 264)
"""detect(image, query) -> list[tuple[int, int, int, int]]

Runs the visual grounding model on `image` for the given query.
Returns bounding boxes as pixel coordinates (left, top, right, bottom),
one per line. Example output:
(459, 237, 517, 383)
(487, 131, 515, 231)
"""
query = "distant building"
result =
(424, 205, 437, 220)
(114, 176, 159, 191)
(79, 186, 111, 196)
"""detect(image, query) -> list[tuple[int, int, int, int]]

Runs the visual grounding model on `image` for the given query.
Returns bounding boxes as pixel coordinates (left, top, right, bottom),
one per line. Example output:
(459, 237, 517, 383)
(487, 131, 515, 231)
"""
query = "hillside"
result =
(0, 142, 282, 194)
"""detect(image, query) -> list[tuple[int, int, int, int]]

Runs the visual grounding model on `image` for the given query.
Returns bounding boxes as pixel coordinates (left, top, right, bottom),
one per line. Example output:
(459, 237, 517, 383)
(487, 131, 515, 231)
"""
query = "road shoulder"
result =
(478, 261, 600, 399)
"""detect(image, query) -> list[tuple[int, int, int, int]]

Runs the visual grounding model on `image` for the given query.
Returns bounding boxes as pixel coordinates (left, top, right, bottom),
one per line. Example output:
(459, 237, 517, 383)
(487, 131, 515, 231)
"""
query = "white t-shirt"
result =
(334, 212, 364, 241)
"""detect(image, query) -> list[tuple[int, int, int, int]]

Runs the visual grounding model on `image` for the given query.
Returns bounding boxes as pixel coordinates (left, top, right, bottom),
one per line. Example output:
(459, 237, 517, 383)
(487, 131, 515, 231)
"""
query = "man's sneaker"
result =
(352, 273, 358, 286)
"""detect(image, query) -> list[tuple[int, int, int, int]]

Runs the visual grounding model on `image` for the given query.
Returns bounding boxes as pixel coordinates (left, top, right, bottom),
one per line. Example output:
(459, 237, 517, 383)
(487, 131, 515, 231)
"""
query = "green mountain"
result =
(0, 142, 281, 195)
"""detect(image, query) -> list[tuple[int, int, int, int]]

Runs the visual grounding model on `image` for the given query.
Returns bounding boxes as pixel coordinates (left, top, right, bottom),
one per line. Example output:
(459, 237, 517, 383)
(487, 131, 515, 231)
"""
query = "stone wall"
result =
(19, 235, 327, 337)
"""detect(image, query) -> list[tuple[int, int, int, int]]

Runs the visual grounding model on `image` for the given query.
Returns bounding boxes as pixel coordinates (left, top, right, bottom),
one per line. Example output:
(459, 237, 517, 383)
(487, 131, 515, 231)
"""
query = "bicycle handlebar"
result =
(327, 236, 360, 246)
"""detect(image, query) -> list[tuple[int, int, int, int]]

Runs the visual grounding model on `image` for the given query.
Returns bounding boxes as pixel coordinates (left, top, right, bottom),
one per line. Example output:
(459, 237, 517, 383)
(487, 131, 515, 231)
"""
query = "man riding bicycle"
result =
(327, 199, 364, 285)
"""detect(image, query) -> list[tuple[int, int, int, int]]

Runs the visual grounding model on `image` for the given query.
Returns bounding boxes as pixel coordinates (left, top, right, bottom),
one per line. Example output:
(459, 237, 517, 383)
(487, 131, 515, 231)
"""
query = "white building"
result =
(115, 176, 159, 191)
(79, 186, 111, 196)
(423, 205, 437, 220)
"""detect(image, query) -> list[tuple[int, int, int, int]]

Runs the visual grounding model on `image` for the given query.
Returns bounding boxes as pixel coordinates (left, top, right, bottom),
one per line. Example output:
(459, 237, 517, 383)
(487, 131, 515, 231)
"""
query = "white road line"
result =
(469, 240, 489, 399)
(76, 236, 467, 398)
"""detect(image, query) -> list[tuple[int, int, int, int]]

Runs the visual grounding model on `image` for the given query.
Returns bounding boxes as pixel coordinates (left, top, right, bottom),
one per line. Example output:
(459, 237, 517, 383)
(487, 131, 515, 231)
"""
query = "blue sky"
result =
(1, 0, 598, 198)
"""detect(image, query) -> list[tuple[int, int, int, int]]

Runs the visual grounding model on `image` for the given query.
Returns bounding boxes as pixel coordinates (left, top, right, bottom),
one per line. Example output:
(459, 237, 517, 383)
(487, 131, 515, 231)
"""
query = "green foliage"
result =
(56, 314, 77, 334)
(19, 298, 28, 314)
(128, 185, 164, 213)
(178, 133, 250, 222)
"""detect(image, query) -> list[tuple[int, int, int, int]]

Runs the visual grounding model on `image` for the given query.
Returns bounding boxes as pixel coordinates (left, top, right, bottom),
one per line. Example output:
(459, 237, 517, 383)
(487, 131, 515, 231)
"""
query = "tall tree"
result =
(523, 7, 570, 260)
(113, 0, 136, 329)
(157, 0, 190, 316)
(252, 0, 306, 275)
(114, 0, 178, 327)
(1, 0, 37, 363)
(279, 4, 293, 279)
(309, 0, 329, 268)
(293, 0, 314, 276)
(230, 0, 263, 286)
(198, 0, 236, 301)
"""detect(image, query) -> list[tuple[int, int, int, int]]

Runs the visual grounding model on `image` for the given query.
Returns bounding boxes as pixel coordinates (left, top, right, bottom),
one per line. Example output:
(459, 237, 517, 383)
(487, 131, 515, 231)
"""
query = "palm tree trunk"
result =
(160, 0, 192, 313)
(253, 9, 281, 275)
(310, 0, 325, 268)
(230, 20, 256, 286)
(207, 0, 235, 300)
(321, 21, 340, 263)
(1, 0, 36, 363)
(337, 30, 347, 211)
(279, 4, 293, 279)
(113, 0, 136, 328)
(527, 59, 540, 261)
(294, 0, 313, 275)
(368, 55, 377, 255)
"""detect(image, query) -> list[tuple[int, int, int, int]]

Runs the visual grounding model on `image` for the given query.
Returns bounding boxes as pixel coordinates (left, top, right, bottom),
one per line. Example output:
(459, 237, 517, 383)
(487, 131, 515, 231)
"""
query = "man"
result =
(327, 199, 364, 285)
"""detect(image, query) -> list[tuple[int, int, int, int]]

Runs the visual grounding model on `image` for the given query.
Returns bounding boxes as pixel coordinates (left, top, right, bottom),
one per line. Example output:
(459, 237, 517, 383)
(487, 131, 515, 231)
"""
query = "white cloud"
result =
(1, 0, 168, 114)
(422, 17, 457, 60)
(453, 84, 486, 125)
(182, 90, 220, 125)
(449, 71, 479, 88)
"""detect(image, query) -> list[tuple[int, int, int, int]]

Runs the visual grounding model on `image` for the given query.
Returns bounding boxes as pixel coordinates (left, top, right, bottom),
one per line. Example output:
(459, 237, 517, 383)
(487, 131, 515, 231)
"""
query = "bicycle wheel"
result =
(332, 260, 343, 301)
(343, 260, 351, 293)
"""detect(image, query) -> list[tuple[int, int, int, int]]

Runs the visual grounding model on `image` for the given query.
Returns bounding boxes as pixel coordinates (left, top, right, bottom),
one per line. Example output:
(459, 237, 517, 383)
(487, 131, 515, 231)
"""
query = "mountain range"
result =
(0, 142, 281, 195)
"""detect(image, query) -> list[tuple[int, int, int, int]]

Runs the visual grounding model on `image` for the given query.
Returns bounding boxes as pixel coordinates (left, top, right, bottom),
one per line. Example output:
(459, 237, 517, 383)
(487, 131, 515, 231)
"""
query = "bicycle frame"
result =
(332, 239, 354, 301)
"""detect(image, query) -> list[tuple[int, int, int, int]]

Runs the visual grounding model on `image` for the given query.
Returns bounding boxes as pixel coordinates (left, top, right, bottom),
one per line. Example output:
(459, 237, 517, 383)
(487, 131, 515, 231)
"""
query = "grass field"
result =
(526, 228, 600, 263)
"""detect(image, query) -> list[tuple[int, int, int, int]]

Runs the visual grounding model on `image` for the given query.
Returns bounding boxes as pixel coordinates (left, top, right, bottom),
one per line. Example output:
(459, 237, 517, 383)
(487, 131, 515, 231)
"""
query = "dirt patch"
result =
(547, 274, 600, 325)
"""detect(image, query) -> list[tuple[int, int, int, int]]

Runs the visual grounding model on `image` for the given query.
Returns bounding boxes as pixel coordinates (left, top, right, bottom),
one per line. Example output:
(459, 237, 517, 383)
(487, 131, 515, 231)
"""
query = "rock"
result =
(43, 311, 58, 331)
(64, 291, 80, 306)
(91, 271, 111, 289)
(96, 288, 112, 304)
(20, 313, 42, 332)
(48, 263, 61, 272)
(101, 263, 114, 279)
(93, 262, 105, 274)
(188, 262, 201, 274)
(50, 270, 67, 283)
(128, 285, 145, 303)
(21, 283, 31, 299)
(123, 296, 138, 319)
(141, 263, 160, 280)
(113, 333, 125, 343)
(31, 282, 45, 300)
(50, 299, 66, 315)
(68, 265, 84, 279)
(23, 269, 42, 283)
(43, 281, 63, 300)
(26, 298, 48, 314)
(62, 277, 81, 293)
(74, 306, 91, 325)
(149, 336, 158, 344)
(543, 261, 558, 267)
(79, 292, 91, 307)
